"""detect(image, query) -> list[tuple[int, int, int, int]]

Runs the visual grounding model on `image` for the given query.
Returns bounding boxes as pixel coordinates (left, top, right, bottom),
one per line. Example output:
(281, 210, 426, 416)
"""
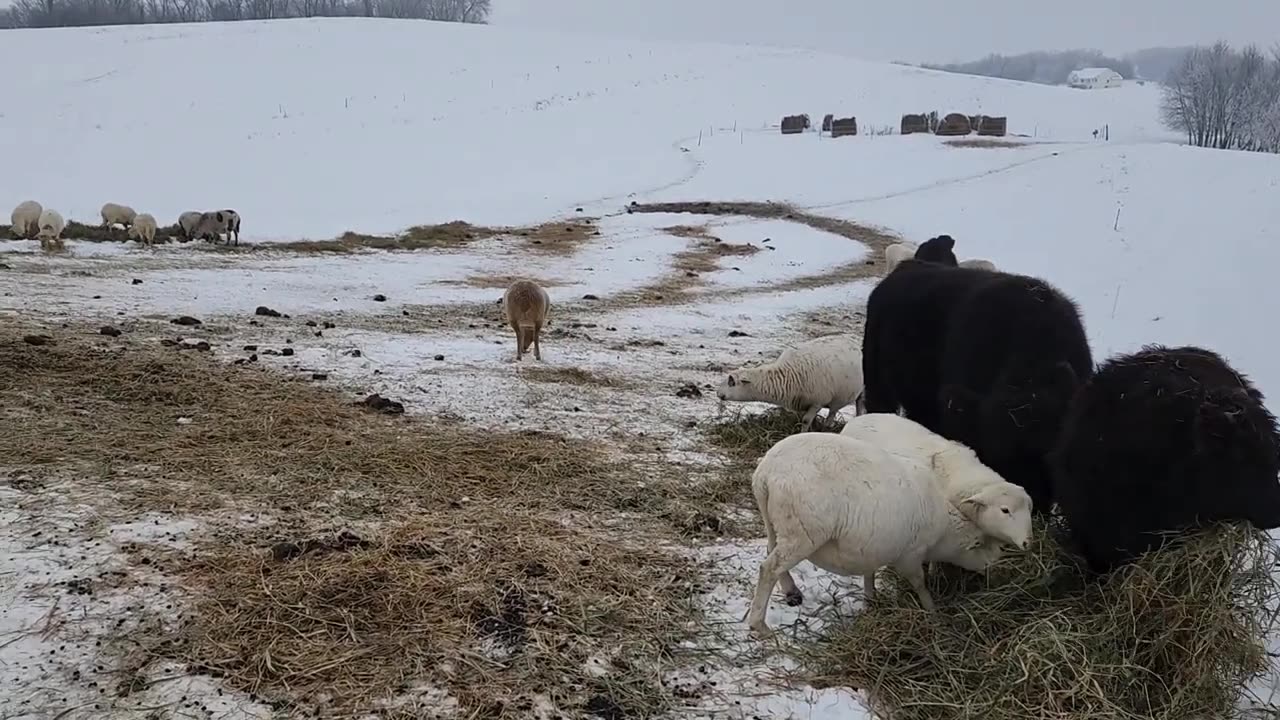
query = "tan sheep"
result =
(503, 279, 550, 361)
(36, 208, 65, 251)
(100, 202, 137, 229)
(10, 200, 42, 239)
(129, 213, 158, 247)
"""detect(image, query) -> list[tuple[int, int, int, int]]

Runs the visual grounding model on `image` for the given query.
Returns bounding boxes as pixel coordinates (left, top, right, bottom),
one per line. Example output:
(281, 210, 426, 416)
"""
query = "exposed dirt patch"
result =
(272, 218, 600, 256)
(943, 138, 1026, 149)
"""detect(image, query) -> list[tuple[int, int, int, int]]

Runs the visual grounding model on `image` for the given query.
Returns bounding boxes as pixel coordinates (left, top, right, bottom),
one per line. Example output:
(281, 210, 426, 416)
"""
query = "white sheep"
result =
(839, 412, 1034, 548)
(884, 242, 915, 271)
(177, 211, 203, 241)
(745, 431, 1023, 635)
(10, 200, 42, 239)
(129, 213, 158, 247)
(36, 208, 66, 251)
(959, 258, 996, 271)
(100, 202, 137, 229)
(716, 334, 865, 431)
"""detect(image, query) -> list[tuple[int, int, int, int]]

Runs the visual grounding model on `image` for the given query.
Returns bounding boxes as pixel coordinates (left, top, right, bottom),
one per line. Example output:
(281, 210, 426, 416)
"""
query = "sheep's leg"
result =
(511, 322, 524, 361)
(532, 321, 543, 361)
(855, 392, 867, 417)
(761, 512, 803, 606)
(746, 537, 818, 636)
(822, 401, 842, 429)
(799, 405, 820, 432)
(863, 572, 877, 604)
(893, 558, 936, 611)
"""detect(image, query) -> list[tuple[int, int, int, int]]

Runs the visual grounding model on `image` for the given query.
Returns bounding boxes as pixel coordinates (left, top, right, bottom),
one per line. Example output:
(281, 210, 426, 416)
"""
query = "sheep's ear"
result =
(726, 374, 737, 387)
(958, 494, 986, 522)
(932, 234, 956, 250)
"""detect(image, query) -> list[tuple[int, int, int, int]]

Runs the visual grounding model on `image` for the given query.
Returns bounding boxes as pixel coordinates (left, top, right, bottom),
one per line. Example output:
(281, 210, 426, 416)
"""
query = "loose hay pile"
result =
(0, 323, 710, 716)
(801, 519, 1280, 720)
(705, 407, 845, 458)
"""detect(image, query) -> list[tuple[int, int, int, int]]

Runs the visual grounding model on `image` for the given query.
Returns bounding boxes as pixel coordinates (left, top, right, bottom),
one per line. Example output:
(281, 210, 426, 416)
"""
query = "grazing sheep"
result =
(36, 208, 65, 250)
(503, 279, 550, 361)
(10, 200, 42, 239)
(1051, 345, 1280, 573)
(884, 242, 915, 271)
(129, 213, 158, 247)
(716, 334, 865, 431)
(959, 258, 996, 271)
(100, 202, 137, 229)
(745, 432, 1018, 635)
(221, 209, 241, 245)
(862, 259, 1092, 513)
(192, 211, 237, 244)
(177, 211, 203, 241)
(839, 412, 1034, 547)
(914, 234, 959, 266)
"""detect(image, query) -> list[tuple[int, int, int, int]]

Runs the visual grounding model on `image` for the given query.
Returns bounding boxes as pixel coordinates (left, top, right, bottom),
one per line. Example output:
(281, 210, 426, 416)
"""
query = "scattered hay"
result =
(273, 221, 497, 253)
(800, 520, 1280, 720)
(164, 516, 700, 717)
(0, 321, 715, 715)
(662, 224, 718, 241)
(0, 324, 657, 520)
(438, 274, 572, 290)
(520, 365, 628, 388)
(943, 138, 1025, 149)
(704, 407, 844, 459)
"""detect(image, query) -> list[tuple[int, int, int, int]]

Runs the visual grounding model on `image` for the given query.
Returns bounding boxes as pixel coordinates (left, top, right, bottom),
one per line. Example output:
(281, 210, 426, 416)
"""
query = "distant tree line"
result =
(923, 50, 1138, 86)
(1161, 42, 1280, 154)
(0, 0, 489, 28)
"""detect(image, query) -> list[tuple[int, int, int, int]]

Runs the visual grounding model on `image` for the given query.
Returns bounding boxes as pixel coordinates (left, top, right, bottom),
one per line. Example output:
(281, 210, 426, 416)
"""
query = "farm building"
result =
(1068, 67, 1123, 89)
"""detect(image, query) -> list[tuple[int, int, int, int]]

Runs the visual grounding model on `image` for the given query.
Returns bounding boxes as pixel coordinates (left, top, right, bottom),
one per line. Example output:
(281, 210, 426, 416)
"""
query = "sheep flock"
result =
(6, 192, 1280, 718)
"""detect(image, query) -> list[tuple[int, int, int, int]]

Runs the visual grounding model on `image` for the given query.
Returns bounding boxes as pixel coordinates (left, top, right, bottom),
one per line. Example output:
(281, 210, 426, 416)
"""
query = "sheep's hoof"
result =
(784, 589, 804, 607)
(749, 622, 775, 639)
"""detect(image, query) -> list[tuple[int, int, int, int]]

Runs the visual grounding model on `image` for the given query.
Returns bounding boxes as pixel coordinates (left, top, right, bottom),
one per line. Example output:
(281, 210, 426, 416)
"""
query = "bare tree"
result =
(1162, 41, 1280, 154)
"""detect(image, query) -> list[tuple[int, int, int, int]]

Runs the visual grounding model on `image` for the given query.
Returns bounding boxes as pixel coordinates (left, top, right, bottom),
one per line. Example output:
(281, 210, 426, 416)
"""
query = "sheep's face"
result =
(914, 235, 959, 266)
(958, 483, 1033, 550)
(716, 369, 757, 402)
(936, 533, 1006, 572)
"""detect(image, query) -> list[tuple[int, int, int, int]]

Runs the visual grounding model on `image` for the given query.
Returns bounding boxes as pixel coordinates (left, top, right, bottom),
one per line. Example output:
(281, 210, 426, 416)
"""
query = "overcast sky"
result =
(491, 0, 1280, 64)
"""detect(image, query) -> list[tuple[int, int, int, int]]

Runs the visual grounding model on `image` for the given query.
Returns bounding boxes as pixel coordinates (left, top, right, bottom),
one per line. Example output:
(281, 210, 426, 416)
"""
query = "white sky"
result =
(491, 0, 1280, 65)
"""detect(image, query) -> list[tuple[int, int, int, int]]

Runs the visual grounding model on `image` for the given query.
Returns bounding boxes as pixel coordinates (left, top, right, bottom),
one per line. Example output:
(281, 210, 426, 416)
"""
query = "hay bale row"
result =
(821, 113, 834, 132)
(934, 112, 972, 136)
(781, 114, 810, 135)
(830, 117, 858, 138)
(974, 115, 1008, 136)
(901, 111, 937, 134)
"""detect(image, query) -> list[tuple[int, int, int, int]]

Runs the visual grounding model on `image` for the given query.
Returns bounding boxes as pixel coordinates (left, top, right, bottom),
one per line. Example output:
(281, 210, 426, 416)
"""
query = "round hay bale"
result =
(798, 518, 1279, 720)
(935, 112, 972, 136)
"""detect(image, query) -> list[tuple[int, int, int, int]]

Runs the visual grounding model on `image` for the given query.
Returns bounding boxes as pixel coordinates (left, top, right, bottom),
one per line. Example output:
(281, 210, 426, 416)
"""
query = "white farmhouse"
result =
(1068, 67, 1123, 89)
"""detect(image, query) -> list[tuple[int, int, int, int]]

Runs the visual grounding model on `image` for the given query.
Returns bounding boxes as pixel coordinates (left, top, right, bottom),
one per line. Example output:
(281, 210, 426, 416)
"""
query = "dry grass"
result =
(438, 273, 573, 290)
(1, 221, 188, 244)
(623, 201, 898, 305)
(0, 321, 720, 715)
(943, 138, 1025, 149)
(272, 218, 600, 255)
(704, 407, 844, 460)
(520, 365, 629, 388)
(799, 519, 1280, 720)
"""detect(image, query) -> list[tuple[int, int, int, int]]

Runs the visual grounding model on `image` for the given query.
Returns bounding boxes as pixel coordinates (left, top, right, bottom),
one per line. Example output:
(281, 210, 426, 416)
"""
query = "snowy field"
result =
(2, 16, 1279, 720)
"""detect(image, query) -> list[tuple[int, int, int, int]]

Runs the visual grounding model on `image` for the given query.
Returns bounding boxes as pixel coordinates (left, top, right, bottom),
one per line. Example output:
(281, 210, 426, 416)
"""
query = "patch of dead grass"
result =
(0, 321, 716, 716)
(798, 520, 1279, 720)
(520, 365, 628, 388)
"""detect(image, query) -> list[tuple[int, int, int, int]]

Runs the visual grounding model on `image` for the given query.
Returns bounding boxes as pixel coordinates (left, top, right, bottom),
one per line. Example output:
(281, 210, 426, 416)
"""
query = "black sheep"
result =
(862, 259, 1092, 513)
(913, 234, 959, 266)
(1050, 344, 1280, 573)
